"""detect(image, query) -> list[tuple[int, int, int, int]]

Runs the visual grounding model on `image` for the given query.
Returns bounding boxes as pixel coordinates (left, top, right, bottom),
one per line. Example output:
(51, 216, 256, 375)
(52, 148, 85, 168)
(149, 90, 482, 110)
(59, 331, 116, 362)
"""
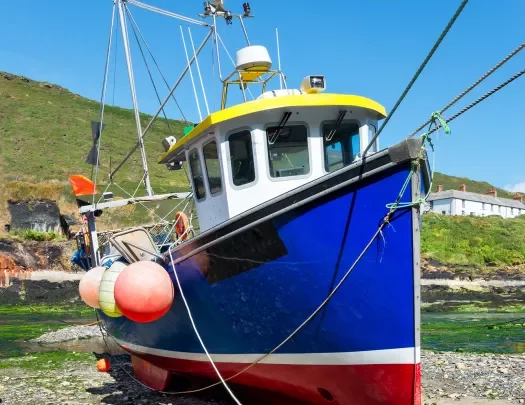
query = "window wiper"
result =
(268, 112, 292, 145)
(325, 110, 347, 142)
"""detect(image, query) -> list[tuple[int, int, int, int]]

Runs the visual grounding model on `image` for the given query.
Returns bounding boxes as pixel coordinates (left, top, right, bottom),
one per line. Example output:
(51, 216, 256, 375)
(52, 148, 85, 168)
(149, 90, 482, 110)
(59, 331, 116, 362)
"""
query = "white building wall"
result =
(430, 199, 453, 215)
(429, 197, 525, 218)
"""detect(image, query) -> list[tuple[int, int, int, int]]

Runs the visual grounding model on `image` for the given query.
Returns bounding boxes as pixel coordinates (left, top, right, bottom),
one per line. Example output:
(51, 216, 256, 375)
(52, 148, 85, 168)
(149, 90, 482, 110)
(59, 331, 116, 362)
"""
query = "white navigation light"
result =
(300, 75, 326, 94)
(162, 136, 177, 152)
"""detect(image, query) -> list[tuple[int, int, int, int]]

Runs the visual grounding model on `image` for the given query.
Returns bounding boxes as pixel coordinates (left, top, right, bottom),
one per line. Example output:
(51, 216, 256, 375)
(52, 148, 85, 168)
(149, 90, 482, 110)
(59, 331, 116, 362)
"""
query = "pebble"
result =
(30, 325, 105, 344)
(1, 348, 524, 404)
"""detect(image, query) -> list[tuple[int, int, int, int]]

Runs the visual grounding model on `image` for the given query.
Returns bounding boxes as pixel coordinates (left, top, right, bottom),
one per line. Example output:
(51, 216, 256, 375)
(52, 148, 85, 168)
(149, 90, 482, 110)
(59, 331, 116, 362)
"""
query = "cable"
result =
(409, 41, 525, 138)
(363, 0, 469, 156)
(125, 5, 173, 135)
(167, 250, 243, 404)
(91, 3, 117, 202)
(125, 6, 189, 125)
(425, 67, 525, 136)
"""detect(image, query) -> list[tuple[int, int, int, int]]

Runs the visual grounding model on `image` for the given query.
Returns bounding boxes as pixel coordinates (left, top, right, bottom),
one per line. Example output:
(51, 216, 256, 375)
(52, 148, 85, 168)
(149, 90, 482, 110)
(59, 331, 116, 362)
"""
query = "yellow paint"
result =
(159, 93, 387, 163)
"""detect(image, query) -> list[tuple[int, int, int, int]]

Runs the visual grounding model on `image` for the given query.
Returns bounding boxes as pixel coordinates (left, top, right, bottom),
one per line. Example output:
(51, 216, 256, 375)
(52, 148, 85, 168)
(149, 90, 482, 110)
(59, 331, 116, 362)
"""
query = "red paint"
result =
(131, 355, 171, 390)
(114, 261, 174, 323)
(128, 348, 420, 405)
(413, 363, 421, 405)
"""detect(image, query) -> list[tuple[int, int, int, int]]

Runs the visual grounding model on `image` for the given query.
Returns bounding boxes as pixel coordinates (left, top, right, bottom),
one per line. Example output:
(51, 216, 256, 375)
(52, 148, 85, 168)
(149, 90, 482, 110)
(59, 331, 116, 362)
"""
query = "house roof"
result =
(427, 190, 525, 209)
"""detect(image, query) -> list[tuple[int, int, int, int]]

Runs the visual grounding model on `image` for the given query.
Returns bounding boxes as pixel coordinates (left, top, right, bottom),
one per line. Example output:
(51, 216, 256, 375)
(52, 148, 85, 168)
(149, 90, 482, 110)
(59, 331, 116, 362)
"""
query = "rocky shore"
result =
(1, 324, 524, 405)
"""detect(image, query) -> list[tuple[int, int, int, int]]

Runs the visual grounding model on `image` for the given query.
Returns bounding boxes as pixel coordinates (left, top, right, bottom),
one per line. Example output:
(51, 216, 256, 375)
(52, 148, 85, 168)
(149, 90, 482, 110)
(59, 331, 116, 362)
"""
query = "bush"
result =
(9, 229, 64, 242)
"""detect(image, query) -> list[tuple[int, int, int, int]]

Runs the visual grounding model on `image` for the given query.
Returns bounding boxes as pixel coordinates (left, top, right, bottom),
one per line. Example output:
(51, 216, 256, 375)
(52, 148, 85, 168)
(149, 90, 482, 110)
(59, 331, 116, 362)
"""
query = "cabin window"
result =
(322, 122, 360, 172)
(367, 123, 377, 154)
(229, 130, 255, 187)
(267, 124, 309, 178)
(189, 149, 206, 200)
(203, 140, 222, 195)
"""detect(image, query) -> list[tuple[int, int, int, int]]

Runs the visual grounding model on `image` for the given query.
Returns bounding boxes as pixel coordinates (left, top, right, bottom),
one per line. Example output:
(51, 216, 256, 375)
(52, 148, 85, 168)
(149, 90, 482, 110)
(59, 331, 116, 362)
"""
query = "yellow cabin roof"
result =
(158, 93, 387, 163)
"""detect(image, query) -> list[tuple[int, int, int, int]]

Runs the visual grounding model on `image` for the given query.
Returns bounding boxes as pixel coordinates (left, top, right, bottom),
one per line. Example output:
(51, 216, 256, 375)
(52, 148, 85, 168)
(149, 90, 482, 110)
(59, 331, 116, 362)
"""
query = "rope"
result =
(125, 5, 189, 125)
(167, 249, 243, 404)
(409, 40, 525, 138)
(125, 5, 173, 135)
(363, 0, 469, 156)
(424, 67, 525, 137)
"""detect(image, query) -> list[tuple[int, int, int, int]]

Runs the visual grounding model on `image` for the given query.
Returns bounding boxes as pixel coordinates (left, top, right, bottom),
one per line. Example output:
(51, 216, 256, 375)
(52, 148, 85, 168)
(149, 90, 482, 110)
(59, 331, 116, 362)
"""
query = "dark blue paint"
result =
(103, 164, 417, 356)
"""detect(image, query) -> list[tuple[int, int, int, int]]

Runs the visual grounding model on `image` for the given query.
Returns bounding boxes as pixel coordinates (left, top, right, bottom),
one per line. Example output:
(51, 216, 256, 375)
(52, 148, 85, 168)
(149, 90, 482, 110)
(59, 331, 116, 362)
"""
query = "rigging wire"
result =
(408, 40, 525, 138)
(91, 3, 117, 203)
(125, 5, 174, 135)
(125, 5, 190, 125)
(422, 67, 525, 137)
(362, 0, 469, 156)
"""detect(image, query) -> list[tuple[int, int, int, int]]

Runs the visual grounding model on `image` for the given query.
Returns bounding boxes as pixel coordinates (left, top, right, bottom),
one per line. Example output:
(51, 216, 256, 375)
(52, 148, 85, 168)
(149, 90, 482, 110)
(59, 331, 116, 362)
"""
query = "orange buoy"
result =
(175, 211, 190, 240)
(96, 358, 111, 372)
(114, 261, 174, 323)
(78, 266, 106, 309)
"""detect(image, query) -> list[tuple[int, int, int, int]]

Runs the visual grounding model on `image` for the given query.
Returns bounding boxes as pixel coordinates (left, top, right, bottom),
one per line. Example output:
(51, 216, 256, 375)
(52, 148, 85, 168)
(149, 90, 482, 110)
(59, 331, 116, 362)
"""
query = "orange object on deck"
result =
(175, 212, 190, 240)
(69, 175, 97, 196)
(96, 358, 111, 372)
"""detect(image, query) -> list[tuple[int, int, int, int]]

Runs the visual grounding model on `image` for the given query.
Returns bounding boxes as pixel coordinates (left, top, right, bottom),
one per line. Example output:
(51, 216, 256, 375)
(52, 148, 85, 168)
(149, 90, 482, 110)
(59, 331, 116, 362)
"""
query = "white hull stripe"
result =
(114, 338, 421, 366)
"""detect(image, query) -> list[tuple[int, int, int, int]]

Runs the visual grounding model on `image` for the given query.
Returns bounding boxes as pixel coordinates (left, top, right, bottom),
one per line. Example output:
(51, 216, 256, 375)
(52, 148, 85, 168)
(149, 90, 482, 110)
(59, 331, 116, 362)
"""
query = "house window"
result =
(462, 210, 466, 216)
(267, 124, 310, 178)
(229, 130, 255, 187)
(429, 201, 434, 210)
(470, 212, 475, 216)
(203, 140, 222, 195)
(499, 206, 502, 213)
(482, 203, 486, 210)
(442, 211, 446, 215)
(491, 204, 494, 212)
(322, 122, 360, 172)
(462, 199, 466, 208)
(189, 149, 206, 200)
(511, 208, 515, 215)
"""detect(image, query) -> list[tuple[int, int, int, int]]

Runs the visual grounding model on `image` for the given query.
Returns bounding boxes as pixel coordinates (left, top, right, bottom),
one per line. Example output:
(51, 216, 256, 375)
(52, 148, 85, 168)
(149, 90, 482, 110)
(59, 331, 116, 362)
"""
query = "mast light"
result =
(243, 2, 251, 16)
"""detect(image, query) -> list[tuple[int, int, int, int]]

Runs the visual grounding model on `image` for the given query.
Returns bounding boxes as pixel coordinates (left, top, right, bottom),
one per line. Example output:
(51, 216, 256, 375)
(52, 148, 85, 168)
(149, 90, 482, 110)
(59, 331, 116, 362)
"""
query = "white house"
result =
(426, 185, 525, 219)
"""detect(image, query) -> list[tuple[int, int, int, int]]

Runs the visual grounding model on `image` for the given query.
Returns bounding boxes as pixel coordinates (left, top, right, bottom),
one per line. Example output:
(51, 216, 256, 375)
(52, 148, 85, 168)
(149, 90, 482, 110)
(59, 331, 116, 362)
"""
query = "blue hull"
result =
(102, 146, 427, 405)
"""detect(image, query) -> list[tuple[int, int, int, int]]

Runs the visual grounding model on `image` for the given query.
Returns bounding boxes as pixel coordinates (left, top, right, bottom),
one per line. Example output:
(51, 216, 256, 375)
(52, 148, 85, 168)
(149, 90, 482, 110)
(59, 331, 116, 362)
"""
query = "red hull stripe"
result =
(128, 349, 420, 405)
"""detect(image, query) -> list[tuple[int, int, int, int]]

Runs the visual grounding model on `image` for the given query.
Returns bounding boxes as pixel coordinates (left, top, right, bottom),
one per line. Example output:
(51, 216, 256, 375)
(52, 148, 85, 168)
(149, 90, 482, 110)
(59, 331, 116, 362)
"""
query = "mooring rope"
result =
(408, 40, 525, 138)
(363, 0, 469, 156)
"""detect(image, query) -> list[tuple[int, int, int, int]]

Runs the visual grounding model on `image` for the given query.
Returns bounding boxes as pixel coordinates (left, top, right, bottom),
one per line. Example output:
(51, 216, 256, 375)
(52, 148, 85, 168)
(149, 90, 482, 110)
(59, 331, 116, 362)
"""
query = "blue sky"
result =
(1, 1, 524, 191)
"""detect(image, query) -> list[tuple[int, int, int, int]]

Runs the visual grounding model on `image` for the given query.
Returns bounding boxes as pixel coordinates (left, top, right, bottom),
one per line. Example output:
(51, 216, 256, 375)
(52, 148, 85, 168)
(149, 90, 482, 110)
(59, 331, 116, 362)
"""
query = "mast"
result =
(117, 0, 153, 196)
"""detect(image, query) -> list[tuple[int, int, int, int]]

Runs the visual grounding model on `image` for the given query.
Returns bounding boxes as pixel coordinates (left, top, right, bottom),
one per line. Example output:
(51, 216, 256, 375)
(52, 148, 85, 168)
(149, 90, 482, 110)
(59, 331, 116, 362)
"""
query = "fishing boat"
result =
(73, 1, 432, 404)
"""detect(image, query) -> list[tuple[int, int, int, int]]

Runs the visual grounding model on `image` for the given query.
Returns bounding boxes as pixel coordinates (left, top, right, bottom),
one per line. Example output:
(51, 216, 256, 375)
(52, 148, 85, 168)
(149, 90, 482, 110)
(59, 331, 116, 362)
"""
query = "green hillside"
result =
(422, 213, 525, 267)
(0, 71, 187, 191)
(0, 71, 515, 199)
(432, 172, 514, 199)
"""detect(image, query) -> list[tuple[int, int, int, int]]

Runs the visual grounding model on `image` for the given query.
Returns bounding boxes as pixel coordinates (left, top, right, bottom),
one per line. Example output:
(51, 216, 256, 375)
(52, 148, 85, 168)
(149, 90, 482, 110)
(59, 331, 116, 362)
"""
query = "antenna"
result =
(276, 28, 283, 90)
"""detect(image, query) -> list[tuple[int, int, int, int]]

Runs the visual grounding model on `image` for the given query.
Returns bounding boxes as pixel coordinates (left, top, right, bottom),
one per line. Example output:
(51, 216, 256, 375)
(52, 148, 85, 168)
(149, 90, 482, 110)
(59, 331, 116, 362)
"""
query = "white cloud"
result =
(505, 182, 525, 193)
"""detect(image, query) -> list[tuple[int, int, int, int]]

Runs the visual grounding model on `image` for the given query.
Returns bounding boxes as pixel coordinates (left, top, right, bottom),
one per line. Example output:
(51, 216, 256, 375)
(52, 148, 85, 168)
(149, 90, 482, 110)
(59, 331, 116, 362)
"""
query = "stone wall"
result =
(8, 200, 62, 233)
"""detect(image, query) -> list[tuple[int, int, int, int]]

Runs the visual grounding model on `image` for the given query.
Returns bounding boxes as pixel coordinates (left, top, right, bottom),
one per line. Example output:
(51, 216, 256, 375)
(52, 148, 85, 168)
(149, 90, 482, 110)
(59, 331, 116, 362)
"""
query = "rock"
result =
(499, 367, 509, 374)
(455, 363, 466, 370)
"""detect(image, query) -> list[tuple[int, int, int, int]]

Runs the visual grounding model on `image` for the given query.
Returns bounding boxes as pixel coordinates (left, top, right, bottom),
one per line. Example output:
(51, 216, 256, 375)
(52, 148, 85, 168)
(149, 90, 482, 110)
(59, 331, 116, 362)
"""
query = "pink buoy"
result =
(114, 261, 174, 323)
(79, 266, 106, 309)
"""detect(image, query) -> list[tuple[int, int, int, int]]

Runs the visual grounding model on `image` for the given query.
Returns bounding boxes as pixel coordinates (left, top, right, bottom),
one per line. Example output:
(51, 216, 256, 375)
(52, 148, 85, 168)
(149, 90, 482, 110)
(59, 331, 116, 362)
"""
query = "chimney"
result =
(459, 184, 466, 192)
(437, 184, 443, 192)
(487, 188, 497, 198)
(513, 193, 523, 203)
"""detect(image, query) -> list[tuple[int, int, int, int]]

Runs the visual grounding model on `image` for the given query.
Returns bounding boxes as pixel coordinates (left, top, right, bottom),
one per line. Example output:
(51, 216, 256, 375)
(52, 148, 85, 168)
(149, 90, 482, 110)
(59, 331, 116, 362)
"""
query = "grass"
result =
(8, 229, 65, 242)
(421, 315, 525, 353)
(421, 213, 525, 267)
(432, 172, 515, 199)
(0, 72, 189, 190)
(0, 351, 94, 370)
(0, 303, 96, 358)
